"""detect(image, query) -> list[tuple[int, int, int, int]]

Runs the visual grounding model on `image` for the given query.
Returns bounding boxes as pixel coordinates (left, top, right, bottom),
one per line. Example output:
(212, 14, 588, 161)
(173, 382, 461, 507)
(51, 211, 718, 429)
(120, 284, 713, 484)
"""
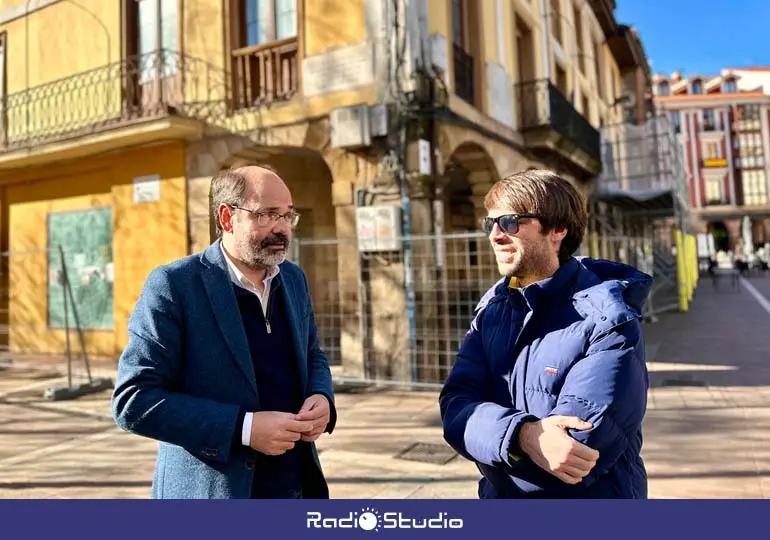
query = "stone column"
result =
(407, 178, 443, 383)
(324, 150, 367, 381)
(323, 150, 422, 384)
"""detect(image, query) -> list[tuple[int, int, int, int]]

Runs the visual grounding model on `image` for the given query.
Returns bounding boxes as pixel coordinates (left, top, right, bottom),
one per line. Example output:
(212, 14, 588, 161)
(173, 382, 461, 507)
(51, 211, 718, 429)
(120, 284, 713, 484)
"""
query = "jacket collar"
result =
(507, 258, 581, 311)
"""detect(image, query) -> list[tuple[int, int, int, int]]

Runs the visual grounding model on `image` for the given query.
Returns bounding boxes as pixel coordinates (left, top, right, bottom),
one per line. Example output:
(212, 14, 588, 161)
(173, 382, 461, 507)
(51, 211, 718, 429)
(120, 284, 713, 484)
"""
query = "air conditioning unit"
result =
(330, 104, 371, 149)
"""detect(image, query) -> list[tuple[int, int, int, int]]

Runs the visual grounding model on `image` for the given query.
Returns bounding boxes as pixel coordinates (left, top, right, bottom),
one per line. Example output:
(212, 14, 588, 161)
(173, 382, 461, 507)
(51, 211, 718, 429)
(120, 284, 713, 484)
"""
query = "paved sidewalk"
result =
(641, 275, 770, 498)
(0, 275, 767, 499)
(0, 369, 479, 499)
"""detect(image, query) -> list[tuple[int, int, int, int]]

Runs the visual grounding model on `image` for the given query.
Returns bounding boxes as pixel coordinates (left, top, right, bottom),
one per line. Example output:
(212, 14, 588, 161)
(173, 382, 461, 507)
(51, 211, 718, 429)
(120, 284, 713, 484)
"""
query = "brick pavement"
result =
(0, 275, 767, 499)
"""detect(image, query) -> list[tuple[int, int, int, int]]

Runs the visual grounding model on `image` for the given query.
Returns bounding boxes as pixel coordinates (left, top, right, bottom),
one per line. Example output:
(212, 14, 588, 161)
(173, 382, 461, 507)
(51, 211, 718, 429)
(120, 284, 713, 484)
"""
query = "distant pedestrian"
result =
(112, 165, 336, 499)
(440, 169, 651, 499)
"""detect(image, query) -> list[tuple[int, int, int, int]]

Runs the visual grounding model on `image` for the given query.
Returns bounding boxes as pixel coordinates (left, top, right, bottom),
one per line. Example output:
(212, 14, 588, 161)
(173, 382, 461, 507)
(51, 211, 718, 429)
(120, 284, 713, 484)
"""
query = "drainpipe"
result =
(538, 0, 552, 119)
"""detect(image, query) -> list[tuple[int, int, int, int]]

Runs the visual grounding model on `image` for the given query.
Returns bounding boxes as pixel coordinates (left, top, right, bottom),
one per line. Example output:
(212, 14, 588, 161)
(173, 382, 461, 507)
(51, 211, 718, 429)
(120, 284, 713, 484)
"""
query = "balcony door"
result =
(515, 16, 535, 130)
(123, 0, 180, 116)
(229, 0, 300, 109)
(450, 0, 479, 106)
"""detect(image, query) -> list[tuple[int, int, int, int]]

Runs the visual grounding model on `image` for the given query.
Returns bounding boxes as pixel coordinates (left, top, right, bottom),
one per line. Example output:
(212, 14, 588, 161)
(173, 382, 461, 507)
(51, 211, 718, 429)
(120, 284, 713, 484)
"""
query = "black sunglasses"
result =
(481, 213, 540, 235)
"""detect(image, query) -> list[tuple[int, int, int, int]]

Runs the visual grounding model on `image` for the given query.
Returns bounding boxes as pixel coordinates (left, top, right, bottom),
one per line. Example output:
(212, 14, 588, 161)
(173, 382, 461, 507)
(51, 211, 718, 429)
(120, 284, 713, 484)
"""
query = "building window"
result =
(555, 64, 568, 97)
(738, 132, 765, 168)
(736, 103, 762, 131)
(703, 142, 719, 159)
(230, 0, 300, 108)
(451, 0, 464, 45)
(704, 176, 724, 205)
(549, 0, 562, 44)
(669, 111, 681, 133)
(243, 0, 297, 45)
(691, 79, 703, 94)
(572, 5, 584, 73)
(657, 81, 670, 96)
(723, 78, 737, 93)
(742, 169, 769, 206)
(451, 0, 477, 106)
(134, 0, 179, 81)
(593, 40, 603, 99)
(702, 109, 715, 131)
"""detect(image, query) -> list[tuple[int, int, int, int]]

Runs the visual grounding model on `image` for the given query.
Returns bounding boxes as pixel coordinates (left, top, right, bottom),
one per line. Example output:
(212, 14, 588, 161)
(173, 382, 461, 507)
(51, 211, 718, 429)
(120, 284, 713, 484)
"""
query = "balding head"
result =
(209, 164, 291, 237)
(209, 163, 297, 273)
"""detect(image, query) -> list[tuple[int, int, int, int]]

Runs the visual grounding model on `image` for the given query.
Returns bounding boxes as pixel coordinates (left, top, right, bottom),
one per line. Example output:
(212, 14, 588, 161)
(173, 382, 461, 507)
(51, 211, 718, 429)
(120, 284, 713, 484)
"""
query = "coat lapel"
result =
(278, 269, 309, 392)
(201, 243, 259, 398)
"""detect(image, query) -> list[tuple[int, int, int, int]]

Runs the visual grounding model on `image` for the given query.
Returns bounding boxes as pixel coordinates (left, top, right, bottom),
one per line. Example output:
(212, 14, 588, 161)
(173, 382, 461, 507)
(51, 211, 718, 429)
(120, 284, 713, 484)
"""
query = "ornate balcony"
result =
(515, 79, 602, 175)
(0, 46, 299, 154)
(0, 50, 235, 151)
(231, 37, 299, 110)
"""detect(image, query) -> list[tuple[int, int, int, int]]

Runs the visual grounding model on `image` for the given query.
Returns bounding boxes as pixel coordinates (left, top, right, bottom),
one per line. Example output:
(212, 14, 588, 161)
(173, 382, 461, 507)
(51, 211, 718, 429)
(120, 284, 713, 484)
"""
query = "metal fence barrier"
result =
(0, 228, 696, 392)
(288, 232, 500, 389)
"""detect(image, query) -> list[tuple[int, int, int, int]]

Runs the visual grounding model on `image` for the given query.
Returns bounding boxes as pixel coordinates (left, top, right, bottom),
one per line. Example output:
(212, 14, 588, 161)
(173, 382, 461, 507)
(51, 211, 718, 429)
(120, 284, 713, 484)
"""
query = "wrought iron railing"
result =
(515, 78, 601, 161)
(0, 50, 233, 150)
(452, 43, 475, 106)
(231, 37, 299, 109)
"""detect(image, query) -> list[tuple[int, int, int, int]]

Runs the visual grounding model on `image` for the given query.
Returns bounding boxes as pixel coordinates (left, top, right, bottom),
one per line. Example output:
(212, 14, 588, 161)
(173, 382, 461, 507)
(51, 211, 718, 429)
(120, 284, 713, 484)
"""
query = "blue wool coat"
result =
(112, 241, 336, 499)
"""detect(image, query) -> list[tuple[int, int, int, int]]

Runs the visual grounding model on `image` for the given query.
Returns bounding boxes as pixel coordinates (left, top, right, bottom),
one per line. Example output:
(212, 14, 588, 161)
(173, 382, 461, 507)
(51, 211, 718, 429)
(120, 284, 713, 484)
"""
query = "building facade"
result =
(0, 0, 647, 385)
(654, 68, 770, 253)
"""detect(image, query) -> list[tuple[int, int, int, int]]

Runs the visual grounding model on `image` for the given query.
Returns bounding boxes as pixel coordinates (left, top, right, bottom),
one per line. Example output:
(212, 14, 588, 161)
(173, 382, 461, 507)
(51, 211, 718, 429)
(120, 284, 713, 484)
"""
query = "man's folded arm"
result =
(439, 310, 537, 467)
(547, 320, 648, 486)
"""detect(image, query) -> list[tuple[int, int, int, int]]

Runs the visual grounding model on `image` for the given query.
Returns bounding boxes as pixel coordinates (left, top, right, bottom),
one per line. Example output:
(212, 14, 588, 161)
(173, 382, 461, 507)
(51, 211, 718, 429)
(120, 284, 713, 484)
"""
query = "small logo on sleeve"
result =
(544, 366, 559, 375)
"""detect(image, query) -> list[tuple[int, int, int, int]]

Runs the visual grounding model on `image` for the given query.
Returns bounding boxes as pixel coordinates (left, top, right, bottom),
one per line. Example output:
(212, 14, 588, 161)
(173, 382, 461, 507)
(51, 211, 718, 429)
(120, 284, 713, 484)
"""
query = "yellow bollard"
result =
(683, 235, 689, 299)
(691, 235, 699, 289)
(675, 230, 688, 312)
(683, 235, 691, 301)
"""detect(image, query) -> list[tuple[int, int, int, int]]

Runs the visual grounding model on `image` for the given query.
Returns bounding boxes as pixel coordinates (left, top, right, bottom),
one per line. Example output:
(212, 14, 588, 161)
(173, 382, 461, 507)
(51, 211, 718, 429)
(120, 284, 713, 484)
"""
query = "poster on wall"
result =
(47, 207, 114, 330)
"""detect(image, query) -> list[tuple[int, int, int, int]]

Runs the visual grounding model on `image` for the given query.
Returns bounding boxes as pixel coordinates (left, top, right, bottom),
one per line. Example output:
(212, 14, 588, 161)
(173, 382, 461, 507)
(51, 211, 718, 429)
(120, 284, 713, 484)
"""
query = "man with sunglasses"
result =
(440, 169, 652, 499)
(113, 165, 336, 499)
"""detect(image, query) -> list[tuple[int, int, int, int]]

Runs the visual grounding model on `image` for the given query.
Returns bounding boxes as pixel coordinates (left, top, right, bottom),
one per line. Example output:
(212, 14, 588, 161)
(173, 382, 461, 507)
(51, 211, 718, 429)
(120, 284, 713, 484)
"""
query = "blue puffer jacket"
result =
(439, 257, 652, 499)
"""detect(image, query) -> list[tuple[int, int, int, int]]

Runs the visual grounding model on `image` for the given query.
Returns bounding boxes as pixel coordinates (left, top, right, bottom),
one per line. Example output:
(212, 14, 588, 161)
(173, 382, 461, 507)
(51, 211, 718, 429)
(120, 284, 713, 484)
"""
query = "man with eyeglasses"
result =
(439, 169, 652, 499)
(113, 165, 336, 499)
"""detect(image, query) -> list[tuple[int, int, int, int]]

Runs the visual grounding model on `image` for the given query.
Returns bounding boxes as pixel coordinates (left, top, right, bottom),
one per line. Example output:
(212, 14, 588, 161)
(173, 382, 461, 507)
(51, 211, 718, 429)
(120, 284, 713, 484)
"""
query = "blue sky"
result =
(615, 0, 770, 76)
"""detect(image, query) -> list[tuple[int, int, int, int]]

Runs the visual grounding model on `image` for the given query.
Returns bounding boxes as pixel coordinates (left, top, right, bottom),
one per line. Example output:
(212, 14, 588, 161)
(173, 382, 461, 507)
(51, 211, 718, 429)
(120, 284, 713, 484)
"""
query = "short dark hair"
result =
(208, 164, 280, 237)
(483, 169, 588, 263)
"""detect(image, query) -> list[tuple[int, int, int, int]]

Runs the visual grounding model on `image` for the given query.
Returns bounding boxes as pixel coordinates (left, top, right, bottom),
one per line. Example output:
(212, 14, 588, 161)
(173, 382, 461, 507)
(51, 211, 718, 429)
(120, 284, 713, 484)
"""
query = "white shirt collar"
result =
(219, 241, 280, 292)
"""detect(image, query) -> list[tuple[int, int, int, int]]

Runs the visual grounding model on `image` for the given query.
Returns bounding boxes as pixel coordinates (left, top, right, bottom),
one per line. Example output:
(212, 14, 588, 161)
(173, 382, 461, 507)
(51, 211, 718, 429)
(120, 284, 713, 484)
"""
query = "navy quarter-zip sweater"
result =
(233, 278, 305, 498)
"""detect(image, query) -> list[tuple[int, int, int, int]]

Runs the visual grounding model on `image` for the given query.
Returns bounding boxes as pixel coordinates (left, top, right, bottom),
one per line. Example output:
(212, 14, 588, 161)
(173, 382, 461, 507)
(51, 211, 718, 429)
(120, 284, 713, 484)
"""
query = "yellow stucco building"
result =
(0, 0, 650, 383)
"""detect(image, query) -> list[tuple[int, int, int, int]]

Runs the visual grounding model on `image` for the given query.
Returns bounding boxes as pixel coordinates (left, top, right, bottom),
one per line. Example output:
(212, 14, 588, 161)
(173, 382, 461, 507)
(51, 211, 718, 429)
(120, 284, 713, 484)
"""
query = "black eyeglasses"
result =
(481, 213, 540, 235)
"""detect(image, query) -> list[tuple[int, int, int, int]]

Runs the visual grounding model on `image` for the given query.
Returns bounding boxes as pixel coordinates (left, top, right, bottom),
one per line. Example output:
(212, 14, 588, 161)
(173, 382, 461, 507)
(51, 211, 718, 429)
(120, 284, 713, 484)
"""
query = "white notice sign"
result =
(133, 175, 161, 203)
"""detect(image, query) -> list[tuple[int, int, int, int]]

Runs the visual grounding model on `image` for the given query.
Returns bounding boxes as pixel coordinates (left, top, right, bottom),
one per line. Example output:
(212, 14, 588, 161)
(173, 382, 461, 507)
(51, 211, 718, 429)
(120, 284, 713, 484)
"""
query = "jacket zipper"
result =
(264, 292, 272, 334)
